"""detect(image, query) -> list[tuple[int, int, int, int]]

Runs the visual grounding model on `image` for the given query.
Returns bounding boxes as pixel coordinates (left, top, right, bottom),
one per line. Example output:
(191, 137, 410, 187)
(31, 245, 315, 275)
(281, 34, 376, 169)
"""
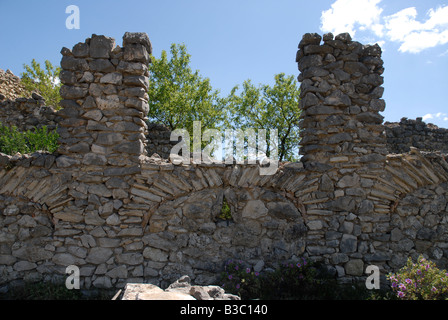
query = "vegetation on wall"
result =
(0, 123, 59, 155)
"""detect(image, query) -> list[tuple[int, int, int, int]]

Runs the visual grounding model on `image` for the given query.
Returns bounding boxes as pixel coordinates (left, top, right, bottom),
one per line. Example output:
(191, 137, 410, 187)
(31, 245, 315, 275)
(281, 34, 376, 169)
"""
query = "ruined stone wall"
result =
(0, 69, 59, 132)
(0, 69, 28, 101)
(1, 32, 448, 294)
(385, 117, 448, 154)
(146, 122, 176, 159)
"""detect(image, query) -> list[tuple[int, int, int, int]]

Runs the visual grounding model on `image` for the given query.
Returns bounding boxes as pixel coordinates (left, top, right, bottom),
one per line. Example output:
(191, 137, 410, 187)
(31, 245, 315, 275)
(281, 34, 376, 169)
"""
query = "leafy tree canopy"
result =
(147, 43, 226, 136)
(21, 59, 61, 108)
(225, 73, 301, 162)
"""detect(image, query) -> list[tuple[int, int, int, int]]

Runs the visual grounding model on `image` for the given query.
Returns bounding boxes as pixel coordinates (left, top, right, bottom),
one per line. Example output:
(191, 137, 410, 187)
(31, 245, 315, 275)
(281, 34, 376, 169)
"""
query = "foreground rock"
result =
(118, 276, 240, 300)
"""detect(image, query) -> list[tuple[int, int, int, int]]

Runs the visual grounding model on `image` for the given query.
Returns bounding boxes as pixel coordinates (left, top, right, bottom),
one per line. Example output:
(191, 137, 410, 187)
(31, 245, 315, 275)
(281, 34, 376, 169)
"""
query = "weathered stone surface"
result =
(2, 32, 448, 295)
(120, 276, 239, 300)
(89, 34, 115, 58)
(344, 259, 364, 276)
(86, 247, 113, 264)
(267, 202, 300, 221)
(100, 72, 122, 85)
(340, 234, 357, 253)
(122, 32, 152, 54)
(242, 200, 268, 219)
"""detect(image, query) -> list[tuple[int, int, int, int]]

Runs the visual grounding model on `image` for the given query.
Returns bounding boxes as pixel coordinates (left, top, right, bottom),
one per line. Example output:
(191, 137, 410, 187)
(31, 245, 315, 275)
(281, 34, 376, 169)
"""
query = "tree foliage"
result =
(147, 43, 226, 136)
(225, 73, 301, 162)
(21, 59, 61, 108)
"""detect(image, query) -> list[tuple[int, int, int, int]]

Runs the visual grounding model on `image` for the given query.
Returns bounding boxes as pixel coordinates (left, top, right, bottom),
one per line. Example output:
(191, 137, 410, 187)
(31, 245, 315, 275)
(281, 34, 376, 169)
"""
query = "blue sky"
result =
(0, 0, 447, 127)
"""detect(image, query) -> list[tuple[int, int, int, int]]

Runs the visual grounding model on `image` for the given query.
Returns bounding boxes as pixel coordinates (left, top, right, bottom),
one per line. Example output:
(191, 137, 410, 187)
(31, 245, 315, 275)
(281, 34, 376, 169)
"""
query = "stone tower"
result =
(57, 32, 152, 171)
(296, 32, 387, 175)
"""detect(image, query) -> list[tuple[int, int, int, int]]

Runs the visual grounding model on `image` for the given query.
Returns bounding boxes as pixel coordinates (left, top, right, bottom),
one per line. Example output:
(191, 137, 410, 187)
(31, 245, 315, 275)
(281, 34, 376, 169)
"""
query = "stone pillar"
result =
(296, 32, 387, 174)
(57, 32, 152, 169)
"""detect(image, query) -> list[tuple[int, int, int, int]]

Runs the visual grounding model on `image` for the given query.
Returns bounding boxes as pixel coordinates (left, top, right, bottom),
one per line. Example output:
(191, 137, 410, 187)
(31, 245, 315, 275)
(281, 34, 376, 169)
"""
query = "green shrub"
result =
(387, 255, 448, 300)
(220, 259, 263, 299)
(0, 123, 59, 155)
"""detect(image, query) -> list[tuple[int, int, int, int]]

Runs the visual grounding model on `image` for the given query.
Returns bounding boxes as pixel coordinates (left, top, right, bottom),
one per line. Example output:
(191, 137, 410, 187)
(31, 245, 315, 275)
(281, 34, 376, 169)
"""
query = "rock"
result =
(55, 155, 80, 168)
(267, 202, 300, 221)
(344, 259, 364, 276)
(88, 184, 112, 198)
(340, 234, 357, 253)
(324, 90, 351, 106)
(358, 199, 374, 214)
(93, 276, 113, 289)
(88, 59, 115, 73)
(0, 152, 11, 167)
(89, 34, 115, 58)
(302, 66, 330, 79)
(337, 173, 360, 188)
(344, 61, 369, 74)
(86, 247, 113, 264)
(122, 32, 152, 54)
(119, 276, 239, 300)
(100, 72, 123, 85)
(242, 200, 268, 219)
(13, 261, 37, 272)
(60, 56, 89, 71)
(299, 33, 322, 48)
(60, 85, 88, 99)
(31, 92, 44, 101)
(17, 215, 37, 228)
(72, 42, 90, 58)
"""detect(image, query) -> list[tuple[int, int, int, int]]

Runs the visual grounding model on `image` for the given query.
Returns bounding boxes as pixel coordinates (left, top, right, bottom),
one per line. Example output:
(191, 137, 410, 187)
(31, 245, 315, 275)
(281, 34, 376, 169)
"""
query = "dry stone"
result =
(1, 32, 448, 295)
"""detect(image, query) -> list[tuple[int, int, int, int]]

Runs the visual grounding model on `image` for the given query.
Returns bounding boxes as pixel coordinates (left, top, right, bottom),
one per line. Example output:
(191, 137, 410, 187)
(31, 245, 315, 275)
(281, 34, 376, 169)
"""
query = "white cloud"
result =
(384, 5, 448, 53)
(422, 112, 448, 122)
(320, 0, 384, 37)
(320, 1, 448, 53)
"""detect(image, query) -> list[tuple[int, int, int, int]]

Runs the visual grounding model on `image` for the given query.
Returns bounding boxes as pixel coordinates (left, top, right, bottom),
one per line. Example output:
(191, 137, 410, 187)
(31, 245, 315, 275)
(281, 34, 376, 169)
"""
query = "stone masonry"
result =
(385, 117, 448, 154)
(1, 32, 448, 294)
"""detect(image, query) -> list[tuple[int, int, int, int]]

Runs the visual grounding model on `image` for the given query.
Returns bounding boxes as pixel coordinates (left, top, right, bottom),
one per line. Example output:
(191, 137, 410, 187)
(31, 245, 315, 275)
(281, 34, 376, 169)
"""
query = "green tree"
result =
(21, 59, 61, 108)
(226, 73, 301, 162)
(147, 43, 226, 136)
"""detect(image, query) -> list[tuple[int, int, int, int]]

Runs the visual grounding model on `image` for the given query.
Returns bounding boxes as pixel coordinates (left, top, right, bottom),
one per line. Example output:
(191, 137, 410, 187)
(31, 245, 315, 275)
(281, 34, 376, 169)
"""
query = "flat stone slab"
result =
(121, 283, 195, 300)
(118, 276, 240, 300)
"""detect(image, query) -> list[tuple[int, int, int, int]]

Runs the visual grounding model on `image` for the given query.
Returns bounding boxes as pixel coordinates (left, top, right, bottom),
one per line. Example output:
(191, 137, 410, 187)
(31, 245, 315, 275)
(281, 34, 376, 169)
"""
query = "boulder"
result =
(118, 275, 240, 300)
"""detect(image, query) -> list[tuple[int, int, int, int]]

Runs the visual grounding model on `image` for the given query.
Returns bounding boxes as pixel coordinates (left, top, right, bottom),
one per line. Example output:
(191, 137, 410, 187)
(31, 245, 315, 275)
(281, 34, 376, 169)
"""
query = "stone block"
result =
(340, 234, 357, 253)
(86, 247, 113, 264)
(344, 259, 364, 276)
(89, 34, 115, 58)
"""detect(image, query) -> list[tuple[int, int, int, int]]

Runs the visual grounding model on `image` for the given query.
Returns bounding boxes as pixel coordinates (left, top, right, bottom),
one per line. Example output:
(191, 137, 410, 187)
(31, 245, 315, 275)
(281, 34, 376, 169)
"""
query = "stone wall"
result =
(0, 69, 59, 132)
(385, 117, 448, 154)
(0, 69, 28, 101)
(1, 32, 448, 294)
(146, 122, 176, 159)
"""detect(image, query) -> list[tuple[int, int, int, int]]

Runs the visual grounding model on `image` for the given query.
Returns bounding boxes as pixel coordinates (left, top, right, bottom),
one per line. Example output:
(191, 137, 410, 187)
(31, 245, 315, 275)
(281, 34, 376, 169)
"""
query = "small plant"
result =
(217, 197, 232, 220)
(387, 255, 448, 300)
